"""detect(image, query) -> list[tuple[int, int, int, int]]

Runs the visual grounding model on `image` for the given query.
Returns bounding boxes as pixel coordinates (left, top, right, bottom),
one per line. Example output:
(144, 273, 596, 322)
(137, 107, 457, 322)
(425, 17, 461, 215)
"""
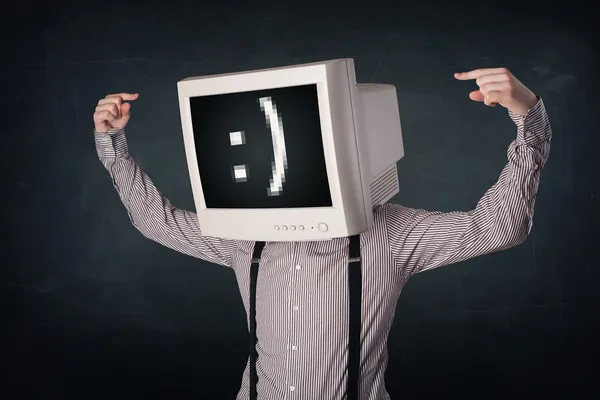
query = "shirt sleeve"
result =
(95, 128, 238, 267)
(385, 97, 552, 278)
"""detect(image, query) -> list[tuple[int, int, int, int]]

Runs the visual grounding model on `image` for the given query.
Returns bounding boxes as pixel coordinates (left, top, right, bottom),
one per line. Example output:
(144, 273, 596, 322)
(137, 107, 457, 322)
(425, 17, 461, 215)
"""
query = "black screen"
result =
(189, 84, 332, 208)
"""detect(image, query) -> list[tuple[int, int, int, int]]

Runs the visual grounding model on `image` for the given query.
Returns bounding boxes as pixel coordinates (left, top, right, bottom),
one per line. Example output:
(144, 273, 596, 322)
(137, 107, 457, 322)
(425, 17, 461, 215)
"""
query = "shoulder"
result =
(375, 202, 417, 221)
(370, 203, 417, 233)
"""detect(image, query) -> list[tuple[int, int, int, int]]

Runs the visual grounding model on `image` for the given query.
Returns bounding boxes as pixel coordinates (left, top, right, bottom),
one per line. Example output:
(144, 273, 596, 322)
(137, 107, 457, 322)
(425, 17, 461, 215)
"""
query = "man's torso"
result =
(230, 206, 404, 399)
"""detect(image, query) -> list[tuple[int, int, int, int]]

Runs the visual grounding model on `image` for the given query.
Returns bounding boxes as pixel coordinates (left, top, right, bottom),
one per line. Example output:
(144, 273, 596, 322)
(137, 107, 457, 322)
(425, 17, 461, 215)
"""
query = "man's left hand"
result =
(454, 67, 538, 116)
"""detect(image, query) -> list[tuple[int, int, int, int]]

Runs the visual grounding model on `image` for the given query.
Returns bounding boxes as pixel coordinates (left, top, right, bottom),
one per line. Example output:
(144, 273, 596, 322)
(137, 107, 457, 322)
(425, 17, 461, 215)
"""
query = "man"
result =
(93, 67, 551, 400)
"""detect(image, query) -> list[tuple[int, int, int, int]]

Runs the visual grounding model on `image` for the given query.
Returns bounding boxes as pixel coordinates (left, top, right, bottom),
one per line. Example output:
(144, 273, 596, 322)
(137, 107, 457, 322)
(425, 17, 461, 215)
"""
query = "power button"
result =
(317, 222, 328, 232)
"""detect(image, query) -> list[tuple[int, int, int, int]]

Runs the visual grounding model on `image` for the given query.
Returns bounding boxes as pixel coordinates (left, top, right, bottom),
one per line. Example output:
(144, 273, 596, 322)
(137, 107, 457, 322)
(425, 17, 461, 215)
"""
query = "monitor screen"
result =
(190, 84, 332, 209)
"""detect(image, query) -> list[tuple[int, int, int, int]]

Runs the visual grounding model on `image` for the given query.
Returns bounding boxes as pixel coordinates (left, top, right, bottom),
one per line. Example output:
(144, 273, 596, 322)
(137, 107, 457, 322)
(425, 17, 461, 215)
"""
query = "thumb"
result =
(120, 102, 132, 119)
(469, 90, 485, 102)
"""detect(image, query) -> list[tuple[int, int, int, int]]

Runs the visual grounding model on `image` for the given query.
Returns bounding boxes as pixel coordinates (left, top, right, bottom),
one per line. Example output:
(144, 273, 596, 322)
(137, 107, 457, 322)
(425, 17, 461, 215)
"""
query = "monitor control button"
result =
(317, 222, 328, 232)
(282, 225, 288, 231)
(274, 225, 280, 230)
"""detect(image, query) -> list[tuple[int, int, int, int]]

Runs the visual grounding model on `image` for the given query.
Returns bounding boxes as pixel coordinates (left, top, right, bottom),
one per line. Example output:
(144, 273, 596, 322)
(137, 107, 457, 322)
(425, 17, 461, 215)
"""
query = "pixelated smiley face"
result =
(190, 84, 332, 209)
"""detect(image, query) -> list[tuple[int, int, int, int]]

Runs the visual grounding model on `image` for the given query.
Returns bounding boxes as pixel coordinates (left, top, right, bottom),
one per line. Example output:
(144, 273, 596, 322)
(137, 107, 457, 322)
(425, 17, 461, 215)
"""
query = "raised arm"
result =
(386, 68, 552, 277)
(93, 93, 237, 267)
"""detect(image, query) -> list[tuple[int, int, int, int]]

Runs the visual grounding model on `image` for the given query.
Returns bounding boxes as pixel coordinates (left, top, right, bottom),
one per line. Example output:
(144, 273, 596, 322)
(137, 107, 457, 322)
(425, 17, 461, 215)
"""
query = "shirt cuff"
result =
(508, 96, 551, 147)
(94, 128, 129, 158)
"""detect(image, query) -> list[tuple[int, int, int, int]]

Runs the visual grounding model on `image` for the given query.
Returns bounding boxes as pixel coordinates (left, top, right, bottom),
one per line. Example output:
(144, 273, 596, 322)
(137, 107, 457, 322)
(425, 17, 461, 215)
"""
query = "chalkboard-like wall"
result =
(3, 1, 598, 398)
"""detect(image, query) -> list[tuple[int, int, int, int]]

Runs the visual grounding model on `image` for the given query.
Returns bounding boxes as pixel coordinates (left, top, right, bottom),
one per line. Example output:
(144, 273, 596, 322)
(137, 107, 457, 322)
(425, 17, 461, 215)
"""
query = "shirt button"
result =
(525, 130, 532, 137)
(290, 386, 295, 391)
(293, 305, 299, 311)
(292, 345, 298, 350)
(295, 264, 301, 270)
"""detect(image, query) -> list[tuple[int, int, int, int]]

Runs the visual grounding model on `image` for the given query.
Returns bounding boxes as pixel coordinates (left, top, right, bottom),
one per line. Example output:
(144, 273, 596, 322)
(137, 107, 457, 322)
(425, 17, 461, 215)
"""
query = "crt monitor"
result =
(177, 58, 404, 242)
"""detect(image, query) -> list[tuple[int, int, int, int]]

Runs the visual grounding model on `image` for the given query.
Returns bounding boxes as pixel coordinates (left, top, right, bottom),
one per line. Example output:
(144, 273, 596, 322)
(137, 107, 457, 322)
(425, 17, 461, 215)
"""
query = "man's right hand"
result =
(93, 92, 139, 133)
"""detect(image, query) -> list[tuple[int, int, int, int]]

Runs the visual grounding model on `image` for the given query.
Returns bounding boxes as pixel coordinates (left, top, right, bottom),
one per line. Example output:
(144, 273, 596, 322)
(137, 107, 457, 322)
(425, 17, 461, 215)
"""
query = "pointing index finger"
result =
(454, 68, 506, 80)
(106, 93, 139, 100)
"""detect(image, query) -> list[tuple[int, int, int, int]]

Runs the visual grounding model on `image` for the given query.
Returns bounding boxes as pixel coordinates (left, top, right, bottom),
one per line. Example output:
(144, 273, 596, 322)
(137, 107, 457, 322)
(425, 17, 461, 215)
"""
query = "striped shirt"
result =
(95, 98, 551, 400)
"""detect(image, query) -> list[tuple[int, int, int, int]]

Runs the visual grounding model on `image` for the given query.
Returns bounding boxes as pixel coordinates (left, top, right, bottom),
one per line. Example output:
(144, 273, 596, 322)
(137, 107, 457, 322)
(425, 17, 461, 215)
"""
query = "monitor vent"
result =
(370, 164, 399, 206)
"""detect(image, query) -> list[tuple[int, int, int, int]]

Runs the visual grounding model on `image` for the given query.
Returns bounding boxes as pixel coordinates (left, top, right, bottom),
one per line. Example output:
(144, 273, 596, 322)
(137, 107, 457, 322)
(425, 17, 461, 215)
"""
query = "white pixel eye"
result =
(259, 96, 288, 197)
(229, 131, 246, 146)
(228, 131, 248, 183)
(231, 164, 248, 182)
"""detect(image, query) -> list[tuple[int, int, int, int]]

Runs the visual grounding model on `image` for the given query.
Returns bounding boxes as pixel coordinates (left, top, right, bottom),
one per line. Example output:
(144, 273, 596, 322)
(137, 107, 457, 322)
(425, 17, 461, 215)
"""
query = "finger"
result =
(478, 81, 511, 94)
(483, 92, 501, 107)
(454, 67, 508, 80)
(484, 97, 497, 107)
(475, 72, 512, 86)
(94, 110, 117, 124)
(120, 102, 132, 119)
(98, 97, 122, 107)
(105, 93, 139, 101)
(469, 90, 497, 106)
(469, 90, 485, 102)
(95, 103, 121, 118)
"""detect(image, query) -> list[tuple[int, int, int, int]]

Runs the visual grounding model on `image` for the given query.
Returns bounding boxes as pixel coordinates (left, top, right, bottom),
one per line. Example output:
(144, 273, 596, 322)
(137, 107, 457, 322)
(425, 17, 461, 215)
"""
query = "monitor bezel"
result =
(177, 59, 366, 241)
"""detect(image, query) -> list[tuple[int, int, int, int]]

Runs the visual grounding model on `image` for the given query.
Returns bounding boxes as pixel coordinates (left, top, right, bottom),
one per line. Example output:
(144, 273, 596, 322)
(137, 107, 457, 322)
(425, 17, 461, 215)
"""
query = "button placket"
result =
(287, 243, 301, 396)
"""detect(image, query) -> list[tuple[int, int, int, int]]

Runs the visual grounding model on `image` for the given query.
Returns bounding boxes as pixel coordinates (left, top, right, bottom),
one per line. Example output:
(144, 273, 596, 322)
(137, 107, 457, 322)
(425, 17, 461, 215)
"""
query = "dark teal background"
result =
(3, 0, 598, 398)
